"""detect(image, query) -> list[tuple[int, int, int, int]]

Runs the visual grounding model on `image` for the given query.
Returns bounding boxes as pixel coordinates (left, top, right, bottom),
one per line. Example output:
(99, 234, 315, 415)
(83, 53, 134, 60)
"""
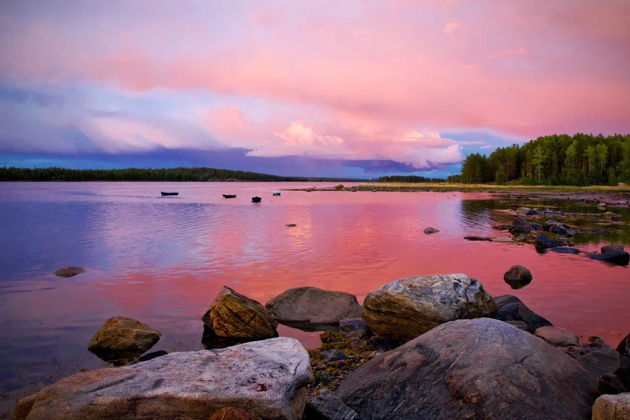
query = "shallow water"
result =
(0, 182, 628, 408)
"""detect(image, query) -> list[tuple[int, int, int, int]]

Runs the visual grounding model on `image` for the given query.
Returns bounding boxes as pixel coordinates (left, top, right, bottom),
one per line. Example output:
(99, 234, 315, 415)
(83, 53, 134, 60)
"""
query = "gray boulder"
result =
(87, 316, 161, 365)
(266, 287, 362, 327)
(362, 274, 497, 341)
(534, 326, 579, 346)
(16, 337, 312, 420)
(503, 265, 533, 289)
(493, 295, 553, 332)
(335, 318, 597, 420)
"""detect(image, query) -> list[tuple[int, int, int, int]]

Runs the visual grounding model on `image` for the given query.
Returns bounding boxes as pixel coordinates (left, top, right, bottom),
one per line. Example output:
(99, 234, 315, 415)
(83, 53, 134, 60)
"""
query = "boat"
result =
(161, 192, 179, 196)
(251, 196, 262, 203)
(272, 190, 281, 196)
(222, 194, 237, 199)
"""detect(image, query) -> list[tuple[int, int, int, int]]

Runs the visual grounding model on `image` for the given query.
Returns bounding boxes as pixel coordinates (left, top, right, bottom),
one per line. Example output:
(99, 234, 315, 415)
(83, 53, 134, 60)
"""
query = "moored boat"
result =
(251, 196, 262, 203)
(272, 190, 281, 196)
(161, 192, 179, 196)
(223, 194, 237, 199)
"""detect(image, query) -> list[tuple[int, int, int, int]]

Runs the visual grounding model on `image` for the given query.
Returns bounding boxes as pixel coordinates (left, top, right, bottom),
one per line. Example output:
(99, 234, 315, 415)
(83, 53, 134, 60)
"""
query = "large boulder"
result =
(335, 318, 597, 420)
(87, 316, 161, 365)
(616, 333, 630, 390)
(503, 265, 533, 289)
(362, 274, 497, 341)
(265, 287, 362, 327)
(16, 337, 312, 420)
(493, 295, 553, 332)
(592, 393, 630, 420)
(509, 218, 542, 235)
(202, 286, 278, 339)
(589, 247, 630, 266)
(543, 220, 576, 237)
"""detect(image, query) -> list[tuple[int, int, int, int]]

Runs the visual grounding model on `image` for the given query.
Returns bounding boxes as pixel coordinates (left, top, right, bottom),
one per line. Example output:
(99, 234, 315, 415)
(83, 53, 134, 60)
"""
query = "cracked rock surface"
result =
(15, 337, 312, 420)
(362, 274, 497, 341)
(335, 318, 597, 420)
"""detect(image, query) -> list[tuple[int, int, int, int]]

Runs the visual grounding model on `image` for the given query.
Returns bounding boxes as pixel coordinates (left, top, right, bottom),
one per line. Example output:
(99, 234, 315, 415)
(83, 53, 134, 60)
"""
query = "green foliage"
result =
(0, 167, 299, 182)
(457, 133, 630, 185)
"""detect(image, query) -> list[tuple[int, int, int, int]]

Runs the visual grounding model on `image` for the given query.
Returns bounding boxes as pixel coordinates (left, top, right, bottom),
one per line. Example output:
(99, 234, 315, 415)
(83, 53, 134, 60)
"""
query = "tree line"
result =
(448, 134, 630, 185)
(376, 175, 445, 183)
(0, 167, 297, 182)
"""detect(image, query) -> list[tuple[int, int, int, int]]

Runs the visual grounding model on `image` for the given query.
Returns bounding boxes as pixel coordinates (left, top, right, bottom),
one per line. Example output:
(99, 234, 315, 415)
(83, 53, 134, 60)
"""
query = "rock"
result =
(335, 318, 597, 420)
(493, 295, 553, 332)
(505, 320, 529, 330)
(535, 326, 579, 346)
(16, 337, 312, 420)
(602, 244, 625, 254)
(423, 227, 439, 234)
(592, 393, 630, 420)
(266, 287, 362, 327)
(535, 234, 563, 253)
(618, 333, 630, 358)
(589, 251, 630, 266)
(305, 393, 358, 420)
(203, 286, 278, 339)
(503, 265, 532, 289)
(575, 346, 621, 380)
(463, 236, 493, 241)
(598, 374, 626, 395)
(362, 274, 497, 341)
(543, 219, 577, 237)
(209, 407, 255, 420)
(53, 266, 85, 277)
(339, 318, 370, 339)
(549, 247, 582, 254)
(516, 207, 538, 216)
(87, 316, 162, 365)
(591, 229, 611, 236)
(509, 218, 542, 235)
(320, 349, 347, 362)
(201, 325, 269, 350)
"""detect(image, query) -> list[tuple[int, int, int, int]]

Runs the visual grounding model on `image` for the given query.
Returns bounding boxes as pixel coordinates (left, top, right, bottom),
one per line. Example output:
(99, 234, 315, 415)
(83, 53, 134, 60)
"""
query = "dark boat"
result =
(223, 194, 237, 199)
(251, 196, 262, 203)
(161, 192, 179, 196)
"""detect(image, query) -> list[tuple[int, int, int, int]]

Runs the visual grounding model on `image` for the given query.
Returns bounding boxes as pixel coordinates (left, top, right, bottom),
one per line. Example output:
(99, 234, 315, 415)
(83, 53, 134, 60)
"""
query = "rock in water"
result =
(362, 274, 497, 341)
(423, 227, 439, 234)
(493, 295, 552, 332)
(592, 393, 630, 420)
(87, 316, 161, 365)
(503, 265, 533, 289)
(335, 318, 597, 420)
(534, 326, 579, 346)
(602, 244, 625, 254)
(16, 337, 312, 420)
(589, 246, 630, 266)
(266, 287, 362, 327)
(53, 266, 85, 278)
(535, 234, 562, 253)
(202, 286, 278, 339)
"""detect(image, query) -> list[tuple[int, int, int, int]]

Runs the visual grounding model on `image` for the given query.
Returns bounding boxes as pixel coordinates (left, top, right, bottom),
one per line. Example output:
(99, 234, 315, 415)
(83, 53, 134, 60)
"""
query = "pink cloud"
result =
(1, 0, 629, 165)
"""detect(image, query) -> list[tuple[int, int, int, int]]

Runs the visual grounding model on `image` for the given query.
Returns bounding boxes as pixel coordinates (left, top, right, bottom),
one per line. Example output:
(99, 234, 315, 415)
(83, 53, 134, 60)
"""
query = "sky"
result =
(1, 0, 629, 178)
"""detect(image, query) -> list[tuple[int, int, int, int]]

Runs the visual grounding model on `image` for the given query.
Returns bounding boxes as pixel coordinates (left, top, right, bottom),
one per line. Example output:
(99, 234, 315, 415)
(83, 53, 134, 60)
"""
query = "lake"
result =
(0, 182, 629, 413)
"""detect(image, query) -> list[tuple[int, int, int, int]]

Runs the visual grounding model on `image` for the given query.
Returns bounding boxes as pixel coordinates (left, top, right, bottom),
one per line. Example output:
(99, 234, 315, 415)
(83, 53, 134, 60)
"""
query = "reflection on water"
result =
(0, 182, 628, 406)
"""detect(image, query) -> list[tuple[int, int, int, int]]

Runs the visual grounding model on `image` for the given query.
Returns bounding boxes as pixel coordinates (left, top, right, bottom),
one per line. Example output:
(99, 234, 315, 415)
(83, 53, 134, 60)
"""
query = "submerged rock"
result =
(589, 248, 630, 266)
(535, 234, 564, 253)
(266, 287, 362, 327)
(493, 295, 553, 332)
(509, 218, 542, 235)
(423, 227, 439, 234)
(534, 326, 579, 346)
(592, 393, 630, 420)
(53, 266, 85, 278)
(202, 286, 278, 339)
(362, 274, 497, 341)
(335, 318, 597, 420)
(16, 337, 312, 420)
(87, 316, 161, 365)
(503, 265, 532, 289)
(548, 247, 582, 254)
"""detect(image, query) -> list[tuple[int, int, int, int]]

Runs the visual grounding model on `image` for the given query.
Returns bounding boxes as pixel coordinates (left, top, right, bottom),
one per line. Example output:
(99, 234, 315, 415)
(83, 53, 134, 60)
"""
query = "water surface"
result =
(0, 182, 628, 412)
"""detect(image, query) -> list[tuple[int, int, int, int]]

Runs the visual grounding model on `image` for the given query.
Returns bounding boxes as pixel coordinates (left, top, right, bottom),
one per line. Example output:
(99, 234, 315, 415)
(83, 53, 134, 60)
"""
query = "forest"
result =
(376, 175, 445, 183)
(0, 167, 298, 182)
(449, 134, 630, 185)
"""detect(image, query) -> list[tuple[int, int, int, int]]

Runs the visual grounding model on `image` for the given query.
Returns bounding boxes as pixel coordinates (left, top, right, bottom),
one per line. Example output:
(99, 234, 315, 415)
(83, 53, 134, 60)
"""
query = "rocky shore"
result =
(14, 276, 630, 419)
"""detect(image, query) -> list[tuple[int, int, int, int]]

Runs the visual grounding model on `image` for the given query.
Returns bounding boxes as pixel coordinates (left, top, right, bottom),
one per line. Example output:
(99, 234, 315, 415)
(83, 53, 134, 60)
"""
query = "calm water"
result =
(0, 182, 629, 410)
